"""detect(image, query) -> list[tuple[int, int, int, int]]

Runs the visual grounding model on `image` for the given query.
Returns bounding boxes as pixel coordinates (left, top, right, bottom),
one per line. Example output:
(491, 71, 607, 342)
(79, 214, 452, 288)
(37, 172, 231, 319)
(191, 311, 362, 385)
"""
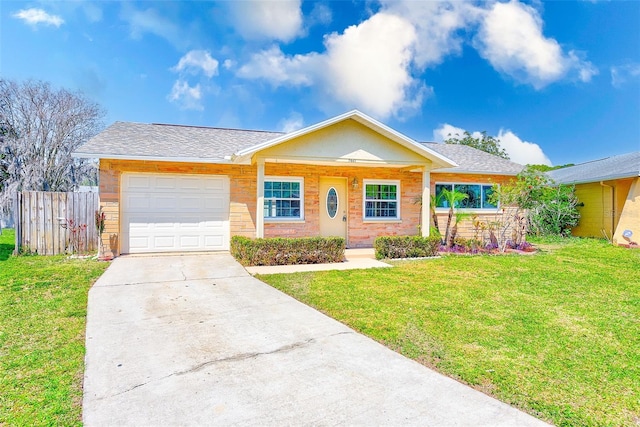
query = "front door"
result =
(319, 177, 347, 240)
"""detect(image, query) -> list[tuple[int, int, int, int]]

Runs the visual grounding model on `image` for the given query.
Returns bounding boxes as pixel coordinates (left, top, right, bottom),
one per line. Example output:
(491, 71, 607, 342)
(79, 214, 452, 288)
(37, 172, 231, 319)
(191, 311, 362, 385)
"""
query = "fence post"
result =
(13, 192, 21, 255)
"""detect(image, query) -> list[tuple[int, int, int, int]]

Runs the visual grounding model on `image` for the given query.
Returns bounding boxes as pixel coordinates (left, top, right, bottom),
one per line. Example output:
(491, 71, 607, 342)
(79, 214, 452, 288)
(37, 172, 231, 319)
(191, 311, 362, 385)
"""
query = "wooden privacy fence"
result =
(14, 191, 100, 255)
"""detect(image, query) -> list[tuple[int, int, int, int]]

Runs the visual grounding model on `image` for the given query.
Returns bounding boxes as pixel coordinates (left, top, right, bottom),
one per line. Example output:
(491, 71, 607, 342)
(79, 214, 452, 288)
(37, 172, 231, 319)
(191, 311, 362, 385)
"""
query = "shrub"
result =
(230, 236, 345, 266)
(491, 166, 580, 238)
(374, 235, 441, 260)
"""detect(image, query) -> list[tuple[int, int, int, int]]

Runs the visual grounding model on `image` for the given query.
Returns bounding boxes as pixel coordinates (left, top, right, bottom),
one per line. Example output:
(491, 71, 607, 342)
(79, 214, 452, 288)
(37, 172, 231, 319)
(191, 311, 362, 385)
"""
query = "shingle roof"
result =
(74, 122, 284, 160)
(75, 120, 520, 174)
(422, 143, 525, 175)
(548, 151, 640, 184)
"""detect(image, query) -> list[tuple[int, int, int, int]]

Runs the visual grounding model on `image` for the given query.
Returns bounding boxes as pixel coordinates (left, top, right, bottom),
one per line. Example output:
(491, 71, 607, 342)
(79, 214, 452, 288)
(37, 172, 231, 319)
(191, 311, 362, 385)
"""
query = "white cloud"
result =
(237, 46, 318, 88)
(322, 13, 423, 118)
(381, 0, 478, 68)
(228, 0, 303, 42)
(172, 50, 219, 78)
(238, 13, 425, 119)
(237, 0, 596, 118)
(309, 3, 332, 26)
(497, 129, 551, 166)
(80, 2, 103, 23)
(433, 124, 482, 142)
(433, 123, 551, 165)
(12, 8, 64, 27)
(120, 5, 183, 48)
(278, 112, 305, 133)
(168, 80, 203, 111)
(168, 51, 219, 111)
(222, 59, 236, 70)
(611, 63, 640, 88)
(474, 0, 596, 88)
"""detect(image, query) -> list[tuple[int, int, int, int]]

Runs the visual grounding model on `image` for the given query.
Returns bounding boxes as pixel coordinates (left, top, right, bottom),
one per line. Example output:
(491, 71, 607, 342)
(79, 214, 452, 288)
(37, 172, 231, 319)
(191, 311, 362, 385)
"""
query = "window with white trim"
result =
(264, 177, 303, 220)
(435, 183, 497, 209)
(364, 180, 400, 220)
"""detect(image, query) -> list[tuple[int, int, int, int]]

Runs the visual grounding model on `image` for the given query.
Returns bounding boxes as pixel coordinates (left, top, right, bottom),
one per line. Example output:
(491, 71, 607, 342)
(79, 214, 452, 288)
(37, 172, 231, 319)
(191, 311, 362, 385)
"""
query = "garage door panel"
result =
(153, 236, 178, 249)
(181, 196, 204, 210)
(204, 179, 227, 191)
(152, 196, 178, 210)
(127, 195, 151, 210)
(204, 235, 224, 247)
(178, 235, 201, 248)
(178, 177, 202, 190)
(129, 236, 151, 250)
(156, 176, 178, 189)
(127, 175, 152, 189)
(205, 195, 227, 210)
(121, 173, 230, 253)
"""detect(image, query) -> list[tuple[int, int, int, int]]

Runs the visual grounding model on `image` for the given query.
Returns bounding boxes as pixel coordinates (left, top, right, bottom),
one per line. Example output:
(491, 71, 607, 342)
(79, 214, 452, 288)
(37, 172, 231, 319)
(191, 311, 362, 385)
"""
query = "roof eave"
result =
(72, 152, 234, 164)
(551, 172, 640, 185)
(433, 168, 522, 176)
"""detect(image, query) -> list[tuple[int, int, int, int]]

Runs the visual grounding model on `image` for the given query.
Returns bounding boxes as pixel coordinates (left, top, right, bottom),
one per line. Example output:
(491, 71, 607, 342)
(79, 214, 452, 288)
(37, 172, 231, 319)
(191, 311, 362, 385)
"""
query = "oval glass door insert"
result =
(326, 187, 338, 219)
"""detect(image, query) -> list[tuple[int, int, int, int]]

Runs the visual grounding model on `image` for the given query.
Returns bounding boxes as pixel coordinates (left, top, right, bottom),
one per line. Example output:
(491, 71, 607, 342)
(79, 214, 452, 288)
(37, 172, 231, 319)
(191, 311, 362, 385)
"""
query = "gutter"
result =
(551, 172, 639, 186)
(433, 169, 521, 176)
(71, 152, 234, 164)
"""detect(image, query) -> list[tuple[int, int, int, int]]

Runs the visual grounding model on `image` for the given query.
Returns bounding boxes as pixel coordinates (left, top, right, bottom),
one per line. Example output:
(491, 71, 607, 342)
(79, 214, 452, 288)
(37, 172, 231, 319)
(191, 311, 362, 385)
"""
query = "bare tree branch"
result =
(0, 79, 105, 210)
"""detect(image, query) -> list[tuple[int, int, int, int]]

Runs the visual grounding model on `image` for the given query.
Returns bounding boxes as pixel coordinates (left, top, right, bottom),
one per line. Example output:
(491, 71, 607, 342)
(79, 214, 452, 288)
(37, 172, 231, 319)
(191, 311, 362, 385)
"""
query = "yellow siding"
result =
(258, 119, 429, 165)
(613, 177, 640, 245)
(573, 182, 613, 238)
(571, 178, 636, 240)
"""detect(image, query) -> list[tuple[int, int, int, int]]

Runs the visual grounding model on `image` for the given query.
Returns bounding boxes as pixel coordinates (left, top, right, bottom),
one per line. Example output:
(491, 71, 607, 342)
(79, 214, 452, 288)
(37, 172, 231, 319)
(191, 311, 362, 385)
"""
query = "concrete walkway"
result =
(245, 248, 392, 274)
(84, 253, 550, 426)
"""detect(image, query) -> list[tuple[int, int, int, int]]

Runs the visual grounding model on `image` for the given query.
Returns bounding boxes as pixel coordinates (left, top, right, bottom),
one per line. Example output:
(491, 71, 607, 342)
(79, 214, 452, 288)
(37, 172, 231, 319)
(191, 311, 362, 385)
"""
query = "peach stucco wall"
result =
(99, 159, 430, 252)
(261, 163, 423, 247)
(99, 159, 518, 254)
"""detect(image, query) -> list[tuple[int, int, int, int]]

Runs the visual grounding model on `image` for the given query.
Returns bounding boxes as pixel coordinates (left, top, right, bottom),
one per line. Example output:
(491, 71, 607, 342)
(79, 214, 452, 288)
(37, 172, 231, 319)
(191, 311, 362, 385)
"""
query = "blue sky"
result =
(2, 0, 639, 166)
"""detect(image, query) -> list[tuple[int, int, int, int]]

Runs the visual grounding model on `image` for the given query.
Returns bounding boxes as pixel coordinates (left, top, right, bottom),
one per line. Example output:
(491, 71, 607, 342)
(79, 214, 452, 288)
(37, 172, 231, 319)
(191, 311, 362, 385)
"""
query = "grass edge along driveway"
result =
(259, 238, 640, 427)
(0, 229, 109, 426)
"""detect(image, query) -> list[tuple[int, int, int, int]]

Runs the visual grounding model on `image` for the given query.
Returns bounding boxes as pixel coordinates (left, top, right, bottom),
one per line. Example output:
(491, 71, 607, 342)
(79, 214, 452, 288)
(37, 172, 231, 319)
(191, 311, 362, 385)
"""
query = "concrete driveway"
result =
(84, 253, 549, 426)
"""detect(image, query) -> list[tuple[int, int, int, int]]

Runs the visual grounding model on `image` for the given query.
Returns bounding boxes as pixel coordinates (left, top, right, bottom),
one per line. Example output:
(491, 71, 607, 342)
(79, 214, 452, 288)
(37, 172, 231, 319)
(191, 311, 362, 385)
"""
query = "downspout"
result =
(600, 181, 615, 243)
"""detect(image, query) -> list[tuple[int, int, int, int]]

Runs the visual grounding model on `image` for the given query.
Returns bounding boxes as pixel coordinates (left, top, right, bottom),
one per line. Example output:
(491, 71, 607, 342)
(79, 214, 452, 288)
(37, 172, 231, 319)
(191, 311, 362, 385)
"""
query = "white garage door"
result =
(121, 173, 230, 253)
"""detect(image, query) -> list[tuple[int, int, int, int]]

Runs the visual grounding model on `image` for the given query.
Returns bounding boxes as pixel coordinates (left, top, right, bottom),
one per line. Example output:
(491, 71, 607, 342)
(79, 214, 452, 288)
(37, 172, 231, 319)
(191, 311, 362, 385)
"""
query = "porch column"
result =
(256, 158, 265, 238)
(421, 166, 430, 237)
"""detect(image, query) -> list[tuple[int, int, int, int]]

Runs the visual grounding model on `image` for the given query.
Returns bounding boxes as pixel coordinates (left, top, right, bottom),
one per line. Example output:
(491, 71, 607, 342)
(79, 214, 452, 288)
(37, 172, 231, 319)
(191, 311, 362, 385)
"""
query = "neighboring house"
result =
(73, 110, 523, 255)
(548, 152, 640, 245)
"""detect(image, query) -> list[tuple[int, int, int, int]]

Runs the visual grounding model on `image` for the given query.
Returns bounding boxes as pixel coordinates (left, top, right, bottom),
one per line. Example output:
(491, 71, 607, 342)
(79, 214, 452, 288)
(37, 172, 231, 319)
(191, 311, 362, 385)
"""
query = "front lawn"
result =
(0, 229, 109, 426)
(259, 238, 640, 426)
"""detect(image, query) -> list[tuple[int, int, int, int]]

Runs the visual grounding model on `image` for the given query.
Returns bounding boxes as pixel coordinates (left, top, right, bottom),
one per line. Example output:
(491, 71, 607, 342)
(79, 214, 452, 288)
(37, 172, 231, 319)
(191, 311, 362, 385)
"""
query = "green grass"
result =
(259, 238, 640, 426)
(0, 229, 109, 426)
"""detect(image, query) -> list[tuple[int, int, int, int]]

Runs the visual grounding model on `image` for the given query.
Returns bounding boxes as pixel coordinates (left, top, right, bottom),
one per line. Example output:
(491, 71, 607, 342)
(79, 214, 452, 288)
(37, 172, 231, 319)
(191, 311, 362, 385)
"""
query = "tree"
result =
(445, 131, 509, 160)
(439, 188, 469, 248)
(0, 79, 104, 209)
(527, 163, 574, 172)
(0, 122, 16, 194)
(490, 166, 580, 237)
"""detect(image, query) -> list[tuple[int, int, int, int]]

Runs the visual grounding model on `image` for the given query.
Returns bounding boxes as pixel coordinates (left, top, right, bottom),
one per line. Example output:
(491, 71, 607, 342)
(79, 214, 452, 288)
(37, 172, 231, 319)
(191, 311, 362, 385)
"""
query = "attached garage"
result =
(120, 173, 230, 254)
